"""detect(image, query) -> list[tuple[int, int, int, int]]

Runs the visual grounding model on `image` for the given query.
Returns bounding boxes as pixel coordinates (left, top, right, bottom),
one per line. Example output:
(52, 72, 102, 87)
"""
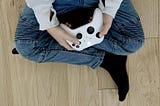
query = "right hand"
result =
(47, 25, 79, 50)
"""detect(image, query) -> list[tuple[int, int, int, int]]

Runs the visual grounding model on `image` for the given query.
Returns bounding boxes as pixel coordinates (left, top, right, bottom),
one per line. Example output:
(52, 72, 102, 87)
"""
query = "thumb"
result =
(99, 24, 110, 37)
(65, 33, 79, 44)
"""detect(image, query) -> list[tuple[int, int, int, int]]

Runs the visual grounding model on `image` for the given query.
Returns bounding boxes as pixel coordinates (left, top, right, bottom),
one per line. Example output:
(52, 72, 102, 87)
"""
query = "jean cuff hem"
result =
(90, 51, 105, 69)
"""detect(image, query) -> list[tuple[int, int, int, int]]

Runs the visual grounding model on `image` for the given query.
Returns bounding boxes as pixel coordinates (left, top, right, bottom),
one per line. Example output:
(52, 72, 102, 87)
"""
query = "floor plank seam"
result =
(98, 88, 118, 91)
(145, 37, 159, 39)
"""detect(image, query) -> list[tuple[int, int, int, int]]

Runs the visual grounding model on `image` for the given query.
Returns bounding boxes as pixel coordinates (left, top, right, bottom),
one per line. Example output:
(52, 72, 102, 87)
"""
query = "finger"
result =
(64, 34, 79, 44)
(65, 22, 72, 28)
(99, 25, 110, 37)
(60, 41, 74, 51)
(68, 24, 72, 28)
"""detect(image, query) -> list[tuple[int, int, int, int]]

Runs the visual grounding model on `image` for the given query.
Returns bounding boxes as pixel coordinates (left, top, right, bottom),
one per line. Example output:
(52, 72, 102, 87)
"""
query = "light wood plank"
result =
(159, 0, 160, 36)
(131, 0, 159, 38)
(158, 2, 160, 97)
(97, 68, 117, 89)
(159, 37, 160, 106)
(4, 0, 25, 40)
(99, 90, 119, 106)
(36, 63, 69, 106)
(67, 65, 99, 106)
(98, 89, 129, 106)
(0, 27, 11, 106)
(0, 2, 14, 105)
(10, 57, 38, 106)
(2, 1, 39, 105)
(128, 38, 160, 106)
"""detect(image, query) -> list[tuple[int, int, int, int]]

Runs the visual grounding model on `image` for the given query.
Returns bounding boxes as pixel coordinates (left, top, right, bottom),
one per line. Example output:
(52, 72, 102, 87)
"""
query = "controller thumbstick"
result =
(87, 26, 94, 34)
(76, 33, 82, 39)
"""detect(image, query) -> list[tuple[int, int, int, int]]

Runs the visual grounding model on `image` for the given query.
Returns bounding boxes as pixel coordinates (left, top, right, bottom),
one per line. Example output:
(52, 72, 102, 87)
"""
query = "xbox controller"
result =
(60, 8, 104, 51)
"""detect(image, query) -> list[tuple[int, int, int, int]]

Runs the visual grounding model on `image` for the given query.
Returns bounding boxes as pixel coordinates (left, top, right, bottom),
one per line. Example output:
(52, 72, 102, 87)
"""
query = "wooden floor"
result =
(0, 0, 159, 106)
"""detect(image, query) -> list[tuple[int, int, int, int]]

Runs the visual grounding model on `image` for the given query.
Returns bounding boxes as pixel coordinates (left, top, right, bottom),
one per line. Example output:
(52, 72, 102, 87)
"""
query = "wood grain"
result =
(10, 58, 38, 106)
(128, 38, 159, 106)
(67, 65, 99, 106)
(97, 67, 117, 89)
(159, 0, 160, 36)
(0, 2, 14, 105)
(98, 89, 129, 106)
(131, 0, 159, 38)
(36, 63, 69, 106)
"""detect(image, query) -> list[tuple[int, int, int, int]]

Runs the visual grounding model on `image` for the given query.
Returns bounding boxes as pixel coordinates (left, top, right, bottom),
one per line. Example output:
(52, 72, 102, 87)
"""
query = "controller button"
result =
(87, 26, 94, 34)
(76, 33, 82, 39)
(79, 41, 81, 45)
(76, 45, 80, 48)
(72, 43, 75, 46)
(96, 32, 100, 38)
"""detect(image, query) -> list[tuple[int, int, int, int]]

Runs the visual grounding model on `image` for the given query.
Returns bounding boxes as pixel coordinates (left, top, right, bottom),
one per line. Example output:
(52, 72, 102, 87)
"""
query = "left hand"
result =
(99, 13, 113, 37)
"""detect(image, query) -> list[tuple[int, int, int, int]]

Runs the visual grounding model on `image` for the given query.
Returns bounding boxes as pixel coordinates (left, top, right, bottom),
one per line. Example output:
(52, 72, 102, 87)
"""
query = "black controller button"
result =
(87, 26, 94, 34)
(76, 33, 82, 39)
(76, 45, 80, 48)
(96, 32, 100, 38)
(72, 43, 75, 46)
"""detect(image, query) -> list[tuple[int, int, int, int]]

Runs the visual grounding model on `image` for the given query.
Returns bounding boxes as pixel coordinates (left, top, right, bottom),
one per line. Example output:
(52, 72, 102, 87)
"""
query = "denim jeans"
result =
(14, 0, 144, 69)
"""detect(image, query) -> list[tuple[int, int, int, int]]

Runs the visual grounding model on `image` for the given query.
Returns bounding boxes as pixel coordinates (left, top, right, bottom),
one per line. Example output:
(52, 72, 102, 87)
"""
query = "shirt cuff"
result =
(32, 5, 59, 31)
(98, 0, 123, 18)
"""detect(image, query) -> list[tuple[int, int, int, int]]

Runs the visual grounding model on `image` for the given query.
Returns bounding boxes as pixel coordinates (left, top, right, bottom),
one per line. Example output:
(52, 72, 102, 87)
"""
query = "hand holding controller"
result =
(60, 8, 104, 51)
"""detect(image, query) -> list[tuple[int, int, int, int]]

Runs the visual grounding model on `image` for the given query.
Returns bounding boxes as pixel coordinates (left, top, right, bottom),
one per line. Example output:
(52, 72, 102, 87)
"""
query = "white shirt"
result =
(25, 0, 123, 31)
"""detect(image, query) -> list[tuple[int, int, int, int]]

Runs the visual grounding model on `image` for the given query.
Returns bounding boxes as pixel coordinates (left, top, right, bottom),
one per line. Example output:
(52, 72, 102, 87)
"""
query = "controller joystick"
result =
(87, 26, 95, 34)
(76, 33, 83, 39)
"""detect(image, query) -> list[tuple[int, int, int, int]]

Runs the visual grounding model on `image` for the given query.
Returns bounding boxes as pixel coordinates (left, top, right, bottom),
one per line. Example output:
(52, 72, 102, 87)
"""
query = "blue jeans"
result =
(14, 0, 144, 69)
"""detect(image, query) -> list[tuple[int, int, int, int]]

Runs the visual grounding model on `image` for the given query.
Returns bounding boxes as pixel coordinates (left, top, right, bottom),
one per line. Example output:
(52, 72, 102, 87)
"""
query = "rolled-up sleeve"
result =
(25, 0, 59, 30)
(99, 0, 123, 18)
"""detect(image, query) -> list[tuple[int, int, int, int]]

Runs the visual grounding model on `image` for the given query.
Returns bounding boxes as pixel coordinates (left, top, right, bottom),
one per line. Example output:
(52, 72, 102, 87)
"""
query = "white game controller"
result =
(60, 8, 104, 51)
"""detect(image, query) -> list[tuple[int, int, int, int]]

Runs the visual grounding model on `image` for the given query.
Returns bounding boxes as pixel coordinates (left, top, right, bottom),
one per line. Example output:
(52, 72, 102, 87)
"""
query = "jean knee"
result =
(132, 38, 144, 53)
(15, 40, 44, 63)
(124, 36, 145, 55)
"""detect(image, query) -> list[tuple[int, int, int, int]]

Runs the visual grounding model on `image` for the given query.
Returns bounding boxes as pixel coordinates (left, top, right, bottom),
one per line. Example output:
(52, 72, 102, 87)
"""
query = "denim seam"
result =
(15, 40, 39, 58)
(37, 46, 104, 58)
(37, 51, 46, 63)
(14, 39, 36, 44)
(91, 52, 105, 69)
(14, 31, 43, 42)
(61, 50, 105, 69)
(114, 38, 144, 55)
(116, 9, 140, 24)
(37, 47, 105, 68)
(19, 15, 39, 30)
(108, 26, 144, 48)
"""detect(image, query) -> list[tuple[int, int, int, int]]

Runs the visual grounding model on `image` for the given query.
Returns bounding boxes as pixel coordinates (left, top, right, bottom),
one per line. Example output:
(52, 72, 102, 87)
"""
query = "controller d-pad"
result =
(76, 33, 82, 39)
(87, 26, 94, 34)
